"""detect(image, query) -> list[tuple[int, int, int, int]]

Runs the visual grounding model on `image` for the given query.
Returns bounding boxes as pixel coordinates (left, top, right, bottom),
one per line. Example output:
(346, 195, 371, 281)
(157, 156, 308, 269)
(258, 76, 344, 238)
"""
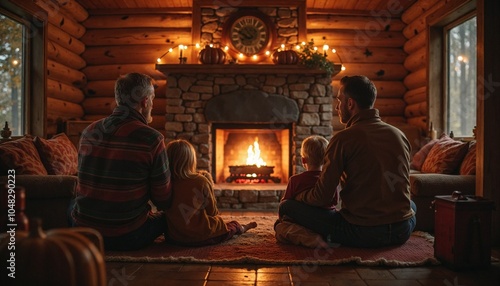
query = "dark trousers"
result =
(278, 200, 417, 248)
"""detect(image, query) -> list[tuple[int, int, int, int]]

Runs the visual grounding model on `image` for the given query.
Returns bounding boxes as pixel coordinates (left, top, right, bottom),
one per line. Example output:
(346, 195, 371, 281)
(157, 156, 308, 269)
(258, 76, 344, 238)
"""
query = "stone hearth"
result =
(156, 64, 334, 209)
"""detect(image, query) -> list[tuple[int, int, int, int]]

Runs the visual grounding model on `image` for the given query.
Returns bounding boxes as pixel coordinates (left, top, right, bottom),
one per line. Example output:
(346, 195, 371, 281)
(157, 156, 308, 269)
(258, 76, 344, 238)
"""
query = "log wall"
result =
(34, 0, 87, 136)
(307, 11, 410, 130)
(79, 11, 185, 136)
(401, 0, 446, 134)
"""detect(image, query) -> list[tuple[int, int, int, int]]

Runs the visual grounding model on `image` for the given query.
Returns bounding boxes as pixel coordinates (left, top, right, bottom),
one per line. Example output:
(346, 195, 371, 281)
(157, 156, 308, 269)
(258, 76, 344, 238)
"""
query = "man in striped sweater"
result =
(70, 73, 172, 251)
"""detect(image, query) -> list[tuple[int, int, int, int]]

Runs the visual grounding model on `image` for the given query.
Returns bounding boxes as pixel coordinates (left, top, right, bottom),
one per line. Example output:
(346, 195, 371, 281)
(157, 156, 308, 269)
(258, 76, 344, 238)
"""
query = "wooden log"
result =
(404, 29, 426, 53)
(407, 115, 428, 132)
(332, 80, 407, 98)
(33, 0, 85, 38)
(405, 101, 428, 117)
(374, 98, 406, 116)
(402, 0, 446, 39)
(47, 97, 84, 118)
(47, 59, 87, 88)
(47, 78, 85, 104)
(82, 64, 167, 81)
(404, 46, 427, 72)
(307, 30, 406, 48)
(47, 40, 86, 70)
(403, 68, 427, 90)
(83, 45, 177, 65)
(332, 46, 406, 64)
(81, 28, 192, 46)
(82, 97, 116, 115)
(84, 80, 115, 97)
(48, 23, 85, 55)
(306, 14, 405, 31)
(401, 0, 441, 24)
(82, 14, 192, 29)
(155, 81, 167, 98)
(82, 114, 166, 131)
(332, 63, 408, 81)
(53, 0, 89, 22)
(380, 116, 407, 125)
(404, 86, 427, 104)
(82, 97, 166, 115)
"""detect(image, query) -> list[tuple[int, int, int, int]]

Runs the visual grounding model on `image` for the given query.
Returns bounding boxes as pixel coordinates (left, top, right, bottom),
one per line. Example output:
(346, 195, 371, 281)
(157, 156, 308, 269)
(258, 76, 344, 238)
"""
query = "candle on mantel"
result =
(179, 45, 183, 59)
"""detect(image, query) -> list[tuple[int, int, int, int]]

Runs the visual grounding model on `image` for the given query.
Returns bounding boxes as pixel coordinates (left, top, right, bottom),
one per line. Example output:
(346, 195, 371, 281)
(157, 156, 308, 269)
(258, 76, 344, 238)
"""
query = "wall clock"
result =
(223, 9, 276, 61)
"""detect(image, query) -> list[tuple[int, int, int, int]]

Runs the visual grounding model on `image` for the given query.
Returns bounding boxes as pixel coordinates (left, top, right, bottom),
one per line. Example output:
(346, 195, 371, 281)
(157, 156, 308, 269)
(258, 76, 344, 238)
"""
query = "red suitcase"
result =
(434, 192, 495, 269)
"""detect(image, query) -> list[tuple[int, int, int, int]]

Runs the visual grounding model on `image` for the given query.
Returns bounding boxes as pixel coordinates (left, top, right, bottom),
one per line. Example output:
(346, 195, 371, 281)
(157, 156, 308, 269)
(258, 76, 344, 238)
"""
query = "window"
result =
(427, 0, 477, 139)
(0, 1, 46, 137)
(446, 16, 477, 138)
(0, 13, 24, 136)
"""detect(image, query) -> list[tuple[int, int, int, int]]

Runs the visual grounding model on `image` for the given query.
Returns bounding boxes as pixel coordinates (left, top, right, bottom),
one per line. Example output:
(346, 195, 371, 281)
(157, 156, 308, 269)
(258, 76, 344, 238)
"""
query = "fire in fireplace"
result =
(225, 137, 281, 183)
(212, 123, 291, 184)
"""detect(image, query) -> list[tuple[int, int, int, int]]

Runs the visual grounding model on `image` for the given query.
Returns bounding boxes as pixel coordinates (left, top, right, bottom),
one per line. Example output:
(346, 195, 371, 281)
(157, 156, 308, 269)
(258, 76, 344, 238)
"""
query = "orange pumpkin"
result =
(0, 219, 106, 286)
(272, 50, 299, 65)
(198, 45, 226, 64)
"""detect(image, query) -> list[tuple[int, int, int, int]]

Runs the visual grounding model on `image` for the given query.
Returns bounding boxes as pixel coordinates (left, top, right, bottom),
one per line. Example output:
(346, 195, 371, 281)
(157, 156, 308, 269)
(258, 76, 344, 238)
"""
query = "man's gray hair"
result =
(114, 73, 154, 108)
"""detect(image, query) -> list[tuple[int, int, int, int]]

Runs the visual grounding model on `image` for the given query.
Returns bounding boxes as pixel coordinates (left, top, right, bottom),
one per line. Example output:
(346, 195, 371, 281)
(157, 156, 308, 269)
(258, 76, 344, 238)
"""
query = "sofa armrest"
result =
(0, 175, 77, 199)
(410, 173, 475, 197)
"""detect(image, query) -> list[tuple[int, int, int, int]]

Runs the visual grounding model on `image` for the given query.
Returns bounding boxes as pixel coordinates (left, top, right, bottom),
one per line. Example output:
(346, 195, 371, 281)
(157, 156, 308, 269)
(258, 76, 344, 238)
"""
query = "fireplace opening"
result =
(212, 123, 292, 184)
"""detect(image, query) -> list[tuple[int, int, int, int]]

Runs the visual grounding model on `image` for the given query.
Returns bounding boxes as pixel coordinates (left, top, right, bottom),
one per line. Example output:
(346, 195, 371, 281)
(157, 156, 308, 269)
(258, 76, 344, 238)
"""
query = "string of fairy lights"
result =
(156, 42, 346, 71)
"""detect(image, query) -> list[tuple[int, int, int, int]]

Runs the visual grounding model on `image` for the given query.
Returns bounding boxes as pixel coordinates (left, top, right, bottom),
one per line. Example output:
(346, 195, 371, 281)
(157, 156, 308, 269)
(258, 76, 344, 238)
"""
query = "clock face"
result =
(229, 15, 269, 56)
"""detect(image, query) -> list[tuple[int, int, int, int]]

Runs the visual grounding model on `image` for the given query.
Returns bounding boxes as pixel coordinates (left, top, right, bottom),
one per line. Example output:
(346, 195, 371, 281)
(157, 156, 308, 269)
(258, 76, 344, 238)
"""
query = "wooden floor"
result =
(106, 211, 500, 286)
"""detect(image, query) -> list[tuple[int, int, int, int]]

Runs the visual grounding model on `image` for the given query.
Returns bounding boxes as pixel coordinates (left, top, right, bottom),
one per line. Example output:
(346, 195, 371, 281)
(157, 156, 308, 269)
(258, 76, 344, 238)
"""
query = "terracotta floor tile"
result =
(355, 267, 396, 280)
(207, 271, 257, 282)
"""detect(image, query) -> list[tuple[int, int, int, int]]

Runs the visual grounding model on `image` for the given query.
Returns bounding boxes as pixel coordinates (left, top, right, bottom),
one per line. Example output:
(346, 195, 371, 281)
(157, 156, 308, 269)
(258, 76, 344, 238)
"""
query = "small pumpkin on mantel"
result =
(0, 219, 106, 286)
(272, 50, 299, 65)
(198, 45, 226, 64)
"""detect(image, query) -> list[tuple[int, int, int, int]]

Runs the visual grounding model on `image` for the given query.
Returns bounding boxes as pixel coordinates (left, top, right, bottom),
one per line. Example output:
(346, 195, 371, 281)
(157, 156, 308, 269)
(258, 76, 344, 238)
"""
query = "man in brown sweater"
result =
(279, 75, 416, 248)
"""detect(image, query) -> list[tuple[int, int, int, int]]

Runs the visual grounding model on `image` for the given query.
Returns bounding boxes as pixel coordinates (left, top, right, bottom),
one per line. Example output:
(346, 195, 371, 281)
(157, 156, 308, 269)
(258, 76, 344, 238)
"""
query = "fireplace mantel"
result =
(156, 64, 341, 76)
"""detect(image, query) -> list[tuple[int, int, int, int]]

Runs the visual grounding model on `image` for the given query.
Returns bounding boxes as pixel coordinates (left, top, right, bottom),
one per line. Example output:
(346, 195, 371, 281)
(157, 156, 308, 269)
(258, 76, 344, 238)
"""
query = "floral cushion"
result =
(0, 136, 48, 175)
(459, 141, 476, 175)
(421, 135, 469, 174)
(34, 133, 78, 175)
(410, 138, 438, 171)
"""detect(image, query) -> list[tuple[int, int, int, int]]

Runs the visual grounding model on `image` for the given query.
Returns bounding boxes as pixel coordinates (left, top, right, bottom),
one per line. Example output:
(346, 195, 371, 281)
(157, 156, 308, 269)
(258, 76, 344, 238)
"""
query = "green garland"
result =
(297, 39, 336, 77)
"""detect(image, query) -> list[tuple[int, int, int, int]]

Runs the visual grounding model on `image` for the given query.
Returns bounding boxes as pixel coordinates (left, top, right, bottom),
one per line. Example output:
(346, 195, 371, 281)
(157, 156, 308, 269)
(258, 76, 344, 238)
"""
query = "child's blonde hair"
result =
(166, 139, 197, 180)
(300, 135, 329, 168)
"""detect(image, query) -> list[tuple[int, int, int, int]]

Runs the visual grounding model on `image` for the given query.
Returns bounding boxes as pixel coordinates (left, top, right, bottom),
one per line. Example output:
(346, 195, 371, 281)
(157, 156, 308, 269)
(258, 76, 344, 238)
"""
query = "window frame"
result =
(427, 0, 476, 140)
(0, 0, 46, 138)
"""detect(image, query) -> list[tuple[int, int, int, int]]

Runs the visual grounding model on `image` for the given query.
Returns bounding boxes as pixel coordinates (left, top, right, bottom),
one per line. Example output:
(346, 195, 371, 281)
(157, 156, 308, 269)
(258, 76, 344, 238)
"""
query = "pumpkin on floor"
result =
(0, 219, 106, 286)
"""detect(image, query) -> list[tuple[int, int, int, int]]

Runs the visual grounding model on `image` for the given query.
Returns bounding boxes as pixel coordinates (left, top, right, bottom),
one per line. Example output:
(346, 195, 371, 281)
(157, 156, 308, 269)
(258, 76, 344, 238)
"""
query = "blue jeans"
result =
(67, 199, 167, 251)
(278, 200, 417, 248)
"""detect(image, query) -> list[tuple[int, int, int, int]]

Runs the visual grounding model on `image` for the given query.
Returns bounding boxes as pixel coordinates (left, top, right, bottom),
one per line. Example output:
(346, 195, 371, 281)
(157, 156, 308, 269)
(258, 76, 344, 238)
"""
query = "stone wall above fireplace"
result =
(156, 64, 334, 180)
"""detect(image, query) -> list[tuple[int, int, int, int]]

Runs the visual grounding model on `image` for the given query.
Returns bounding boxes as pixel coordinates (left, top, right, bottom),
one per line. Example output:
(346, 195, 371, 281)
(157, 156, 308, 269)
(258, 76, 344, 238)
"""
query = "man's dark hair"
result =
(340, 75, 377, 109)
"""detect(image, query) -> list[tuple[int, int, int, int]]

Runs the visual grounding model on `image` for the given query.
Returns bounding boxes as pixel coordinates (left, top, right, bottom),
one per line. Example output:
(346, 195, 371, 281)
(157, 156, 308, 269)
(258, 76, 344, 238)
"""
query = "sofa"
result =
(409, 134, 477, 232)
(0, 134, 78, 229)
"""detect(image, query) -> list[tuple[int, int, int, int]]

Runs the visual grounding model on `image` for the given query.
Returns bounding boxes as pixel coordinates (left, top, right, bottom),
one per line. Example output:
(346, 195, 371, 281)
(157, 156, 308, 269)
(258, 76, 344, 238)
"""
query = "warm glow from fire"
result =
(246, 137, 266, 167)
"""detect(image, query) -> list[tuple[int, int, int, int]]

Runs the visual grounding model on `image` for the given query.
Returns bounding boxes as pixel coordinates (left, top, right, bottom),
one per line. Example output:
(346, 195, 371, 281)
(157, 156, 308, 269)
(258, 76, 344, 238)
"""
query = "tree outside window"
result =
(447, 16, 477, 138)
(0, 13, 24, 136)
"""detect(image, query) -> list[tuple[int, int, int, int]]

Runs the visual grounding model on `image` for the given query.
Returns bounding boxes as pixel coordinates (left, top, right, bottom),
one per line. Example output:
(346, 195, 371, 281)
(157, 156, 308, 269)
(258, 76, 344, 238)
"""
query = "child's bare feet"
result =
(241, 222, 257, 233)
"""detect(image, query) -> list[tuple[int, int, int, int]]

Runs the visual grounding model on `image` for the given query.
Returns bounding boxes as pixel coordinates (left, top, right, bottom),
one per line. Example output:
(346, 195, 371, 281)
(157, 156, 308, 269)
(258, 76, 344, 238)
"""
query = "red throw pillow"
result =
(421, 135, 469, 174)
(459, 141, 476, 175)
(34, 133, 78, 175)
(0, 136, 48, 175)
(410, 139, 438, 171)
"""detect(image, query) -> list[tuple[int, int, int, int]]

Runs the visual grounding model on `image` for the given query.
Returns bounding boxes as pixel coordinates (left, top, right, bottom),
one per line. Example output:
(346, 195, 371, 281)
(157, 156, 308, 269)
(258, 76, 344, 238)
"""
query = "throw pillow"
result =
(34, 133, 78, 175)
(459, 141, 476, 175)
(0, 136, 48, 175)
(410, 138, 438, 171)
(421, 135, 469, 174)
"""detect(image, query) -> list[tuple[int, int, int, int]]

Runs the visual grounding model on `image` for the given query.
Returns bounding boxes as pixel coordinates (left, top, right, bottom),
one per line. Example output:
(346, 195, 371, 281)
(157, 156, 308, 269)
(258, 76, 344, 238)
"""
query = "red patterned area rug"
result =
(105, 215, 440, 267)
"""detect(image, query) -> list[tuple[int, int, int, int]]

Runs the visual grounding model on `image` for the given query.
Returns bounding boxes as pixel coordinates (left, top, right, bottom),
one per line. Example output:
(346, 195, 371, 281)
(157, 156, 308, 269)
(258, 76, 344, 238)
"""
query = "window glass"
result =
(0, 13, 24, 136)
(447, 16, 476, 137)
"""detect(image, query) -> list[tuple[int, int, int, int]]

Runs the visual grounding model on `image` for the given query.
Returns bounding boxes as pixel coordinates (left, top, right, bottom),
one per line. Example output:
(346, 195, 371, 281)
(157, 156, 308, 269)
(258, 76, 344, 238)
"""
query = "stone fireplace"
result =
(157, 64, 334, 208)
